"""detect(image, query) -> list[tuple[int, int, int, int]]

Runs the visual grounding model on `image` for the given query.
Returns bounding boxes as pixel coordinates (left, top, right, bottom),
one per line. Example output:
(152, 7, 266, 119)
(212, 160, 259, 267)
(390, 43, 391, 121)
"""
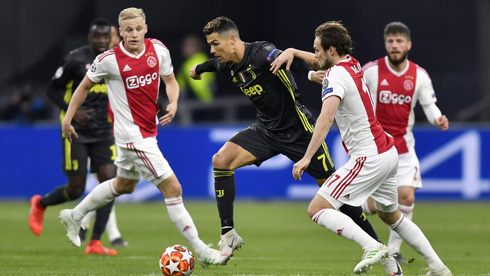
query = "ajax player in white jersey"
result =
(270, 21, 451, 275)
(361, 22, 449, 262)
(58, 7, 224, 267)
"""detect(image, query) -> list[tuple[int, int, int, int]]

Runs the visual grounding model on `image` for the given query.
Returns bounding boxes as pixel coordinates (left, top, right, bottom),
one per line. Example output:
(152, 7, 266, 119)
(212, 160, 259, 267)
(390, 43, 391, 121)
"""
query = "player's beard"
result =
(388, 51, 408, 66)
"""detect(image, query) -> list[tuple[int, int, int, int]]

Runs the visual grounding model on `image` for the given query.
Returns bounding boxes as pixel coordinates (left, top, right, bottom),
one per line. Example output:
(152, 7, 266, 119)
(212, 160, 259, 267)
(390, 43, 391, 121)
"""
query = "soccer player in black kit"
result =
(29, 18, 126, 255)
(190, 16, 394, 268)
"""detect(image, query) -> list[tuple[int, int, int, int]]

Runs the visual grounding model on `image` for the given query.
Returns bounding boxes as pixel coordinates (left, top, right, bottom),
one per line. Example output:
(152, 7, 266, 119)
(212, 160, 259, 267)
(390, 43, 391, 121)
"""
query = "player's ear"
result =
(407, 40, 412, 51)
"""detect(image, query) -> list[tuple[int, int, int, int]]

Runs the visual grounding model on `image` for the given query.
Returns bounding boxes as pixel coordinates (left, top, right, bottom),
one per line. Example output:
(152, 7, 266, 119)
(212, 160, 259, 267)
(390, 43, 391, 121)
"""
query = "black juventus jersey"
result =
(197, 41, 315, 142)
(48, 45, 112, 142)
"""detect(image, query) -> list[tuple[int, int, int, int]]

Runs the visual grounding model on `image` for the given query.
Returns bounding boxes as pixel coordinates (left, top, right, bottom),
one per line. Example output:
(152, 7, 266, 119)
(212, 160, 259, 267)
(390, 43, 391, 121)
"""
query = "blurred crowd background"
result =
(1, 0, 489, 125)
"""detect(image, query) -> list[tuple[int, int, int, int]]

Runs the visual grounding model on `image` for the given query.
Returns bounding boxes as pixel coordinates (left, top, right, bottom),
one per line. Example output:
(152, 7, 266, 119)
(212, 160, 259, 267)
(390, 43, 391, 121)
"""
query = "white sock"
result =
(106, 205, 122, 241)
(389, 215, 445, 269)
(312, 208, 380, 251)
(72, 179, 119, 222)
(388, 203, 414, 254)
(165, 197, 206, 253)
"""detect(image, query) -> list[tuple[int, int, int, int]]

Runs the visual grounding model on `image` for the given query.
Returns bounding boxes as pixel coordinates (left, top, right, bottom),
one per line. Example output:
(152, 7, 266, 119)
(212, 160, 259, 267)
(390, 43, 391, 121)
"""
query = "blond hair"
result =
(118, 7, 146, 26)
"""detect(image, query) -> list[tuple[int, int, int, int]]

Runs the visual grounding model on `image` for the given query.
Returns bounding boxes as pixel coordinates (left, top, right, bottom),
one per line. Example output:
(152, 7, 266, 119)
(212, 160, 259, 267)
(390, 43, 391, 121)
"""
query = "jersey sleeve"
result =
(86, 55, 107, 83)
(47, 56, 76, 110)
(195, 58, 219, 74)
(321, 67, 347, 101)
(362, 63, 378, 110)
(416, 68, 437, 105)
(155, 43, 174, 76)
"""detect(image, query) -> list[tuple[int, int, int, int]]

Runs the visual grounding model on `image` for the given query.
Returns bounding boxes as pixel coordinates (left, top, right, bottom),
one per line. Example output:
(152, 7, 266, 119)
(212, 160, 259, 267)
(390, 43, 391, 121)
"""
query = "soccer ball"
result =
(159, 244, 195, 276)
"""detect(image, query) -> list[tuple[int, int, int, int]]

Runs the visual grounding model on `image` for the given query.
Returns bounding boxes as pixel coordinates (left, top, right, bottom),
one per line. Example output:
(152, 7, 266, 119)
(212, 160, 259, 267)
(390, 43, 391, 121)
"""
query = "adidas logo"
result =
(337, 228, 344, 236)
(123, 64, 132, 71)
(343, 193, 350, 199)
(182, 225, 191, 232)
(380, 79, 389, 86)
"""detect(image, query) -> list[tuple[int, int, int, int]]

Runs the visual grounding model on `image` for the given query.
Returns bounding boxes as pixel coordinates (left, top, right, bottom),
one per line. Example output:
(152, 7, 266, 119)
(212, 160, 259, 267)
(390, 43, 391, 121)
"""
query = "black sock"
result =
(90, 199, 115, 241)
(214, 168, 236, 235)
(340, 204, 382, 243)
(39, 185, 71, 208)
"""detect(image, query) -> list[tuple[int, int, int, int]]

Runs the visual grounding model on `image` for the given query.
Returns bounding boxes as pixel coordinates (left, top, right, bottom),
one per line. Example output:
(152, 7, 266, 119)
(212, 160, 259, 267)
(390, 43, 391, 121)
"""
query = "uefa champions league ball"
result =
(159, 245, 195, 276)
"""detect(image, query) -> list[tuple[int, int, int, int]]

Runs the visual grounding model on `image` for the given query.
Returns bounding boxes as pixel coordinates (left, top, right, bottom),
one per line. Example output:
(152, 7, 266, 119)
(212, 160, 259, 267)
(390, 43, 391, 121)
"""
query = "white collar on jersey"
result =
(384, 56, 409, 76)
(120, 41, 147, 59)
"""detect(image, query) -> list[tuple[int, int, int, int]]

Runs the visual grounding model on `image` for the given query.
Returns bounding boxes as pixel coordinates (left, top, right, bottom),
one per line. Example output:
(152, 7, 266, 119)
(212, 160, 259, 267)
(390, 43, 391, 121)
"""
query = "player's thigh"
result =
(62, 136, 88, 176)
(88, 139, 117, 181)
(279, 132, 335, 180)
(225, 126, 277, 168)
(156, 173, 182, 198)
(116, 138, 174, 186)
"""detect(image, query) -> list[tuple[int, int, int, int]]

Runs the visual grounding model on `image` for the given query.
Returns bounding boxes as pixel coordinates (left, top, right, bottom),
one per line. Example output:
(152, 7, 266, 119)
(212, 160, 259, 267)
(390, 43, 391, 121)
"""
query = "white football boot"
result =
(217, 229, 244, 264)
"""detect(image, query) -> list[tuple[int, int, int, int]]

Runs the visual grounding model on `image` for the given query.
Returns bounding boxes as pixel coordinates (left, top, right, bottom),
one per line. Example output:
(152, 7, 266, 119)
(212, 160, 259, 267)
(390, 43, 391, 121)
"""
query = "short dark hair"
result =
(203, 16, 240, 38)
(89, 18, 112, 33)
(315, 21, 352, 56)
(384, 21, 411, 41)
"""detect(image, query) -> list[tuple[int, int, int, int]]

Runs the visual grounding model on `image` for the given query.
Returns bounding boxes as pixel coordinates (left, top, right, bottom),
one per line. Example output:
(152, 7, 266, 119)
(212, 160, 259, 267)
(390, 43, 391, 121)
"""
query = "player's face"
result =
(206, 32, 235, 63)
(385, 33, 412, 66)
(88, 25, 111, 55)
(119, 17, 148, 55)
(314, 37, 333, 69)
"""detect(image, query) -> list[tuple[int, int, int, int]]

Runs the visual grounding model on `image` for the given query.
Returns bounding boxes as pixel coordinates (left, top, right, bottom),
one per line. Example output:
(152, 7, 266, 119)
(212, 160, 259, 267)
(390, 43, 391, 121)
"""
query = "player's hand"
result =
(292, 157, 311, 181)
(270, 49, 295, 75)
(189, 64, 202, 80)
(434, 115, 449, 131)
(159, 102, 177, 126)
(62, 121, 78, 143)
(310, 70, 326, 85)
(73, 109, 94, 126)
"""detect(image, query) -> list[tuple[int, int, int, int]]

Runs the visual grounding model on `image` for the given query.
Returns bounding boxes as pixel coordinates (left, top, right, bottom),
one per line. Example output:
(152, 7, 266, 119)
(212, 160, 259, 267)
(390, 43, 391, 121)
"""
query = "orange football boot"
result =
(85, 240, 117, 255)
(29, 195, 46, 236)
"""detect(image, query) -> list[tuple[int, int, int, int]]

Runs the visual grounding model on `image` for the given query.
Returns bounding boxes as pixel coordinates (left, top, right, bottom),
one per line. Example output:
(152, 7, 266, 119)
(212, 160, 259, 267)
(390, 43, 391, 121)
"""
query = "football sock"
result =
(214, 169, 236, 235)
(106, 205, 123, 241)
(72, 179, 119, 222)
(388, 203, 414, 254)
(91, 199, 115, 240)
(165, 196, 206, 252)
(340, 204, 382, 243)
(312, 208, 380, 250)
(389, 214, 444, 269)
(40, 185, 71, 207)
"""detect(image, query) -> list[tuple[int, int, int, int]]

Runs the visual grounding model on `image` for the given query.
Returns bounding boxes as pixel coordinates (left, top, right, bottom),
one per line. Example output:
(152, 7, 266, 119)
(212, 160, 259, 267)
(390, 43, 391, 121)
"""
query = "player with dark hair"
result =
(361, 21, 449, 262)
(271, 21, 451, 276)
(29, 17, 125, 255)
(190, 16, 395, 270)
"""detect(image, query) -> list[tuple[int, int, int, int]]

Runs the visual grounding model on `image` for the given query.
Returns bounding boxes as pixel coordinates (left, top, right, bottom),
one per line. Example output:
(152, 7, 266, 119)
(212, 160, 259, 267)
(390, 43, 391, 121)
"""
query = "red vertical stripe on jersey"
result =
(375, 58, 417, 154)
(114, 39, 160, 138)
(338, 57, 393, 154)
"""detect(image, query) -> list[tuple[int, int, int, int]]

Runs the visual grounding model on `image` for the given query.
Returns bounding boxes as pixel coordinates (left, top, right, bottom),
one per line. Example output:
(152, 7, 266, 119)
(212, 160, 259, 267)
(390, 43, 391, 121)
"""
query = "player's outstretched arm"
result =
(159, 73, 179, 126)
(62, 75, 95, 142)
(271, 48, 319, 74)
(293, 96, 339, 180)
(189, 64, 202, 80)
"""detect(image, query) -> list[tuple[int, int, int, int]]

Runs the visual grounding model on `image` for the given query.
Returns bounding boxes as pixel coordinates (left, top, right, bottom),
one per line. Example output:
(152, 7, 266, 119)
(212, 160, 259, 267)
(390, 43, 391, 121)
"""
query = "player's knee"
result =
(398, 192, 415, 206)
(212, 152, 232, 169)
(66, 185, 85, 199)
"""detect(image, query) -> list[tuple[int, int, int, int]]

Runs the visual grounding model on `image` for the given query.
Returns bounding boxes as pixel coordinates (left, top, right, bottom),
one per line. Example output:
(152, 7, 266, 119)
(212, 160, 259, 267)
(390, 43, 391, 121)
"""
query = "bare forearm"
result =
(289, 48, 320, 70)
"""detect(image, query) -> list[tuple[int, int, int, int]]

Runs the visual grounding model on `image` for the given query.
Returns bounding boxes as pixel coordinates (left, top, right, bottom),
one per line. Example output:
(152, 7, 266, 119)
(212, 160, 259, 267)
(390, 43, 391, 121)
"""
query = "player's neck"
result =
(388, 59, 408, 73)
(231, 41, 245, 64)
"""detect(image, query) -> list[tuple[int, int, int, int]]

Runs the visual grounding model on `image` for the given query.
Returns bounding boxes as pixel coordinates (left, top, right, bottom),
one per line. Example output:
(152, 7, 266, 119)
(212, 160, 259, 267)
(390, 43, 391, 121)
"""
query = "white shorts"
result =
(114, 137, 174, 185)
(317, 146, 399, 213)
(396, 149, 422, 188)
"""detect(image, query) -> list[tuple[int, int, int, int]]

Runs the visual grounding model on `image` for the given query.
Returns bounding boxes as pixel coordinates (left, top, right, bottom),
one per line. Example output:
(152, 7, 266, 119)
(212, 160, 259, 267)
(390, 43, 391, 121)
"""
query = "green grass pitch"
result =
(1, 200, 489, 275)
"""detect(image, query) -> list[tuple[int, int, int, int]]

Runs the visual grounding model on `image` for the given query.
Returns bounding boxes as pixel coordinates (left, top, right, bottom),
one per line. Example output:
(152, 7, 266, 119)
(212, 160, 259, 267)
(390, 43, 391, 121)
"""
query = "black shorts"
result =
(229, 124, 335, 180)
(61, 137, 116, 175)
